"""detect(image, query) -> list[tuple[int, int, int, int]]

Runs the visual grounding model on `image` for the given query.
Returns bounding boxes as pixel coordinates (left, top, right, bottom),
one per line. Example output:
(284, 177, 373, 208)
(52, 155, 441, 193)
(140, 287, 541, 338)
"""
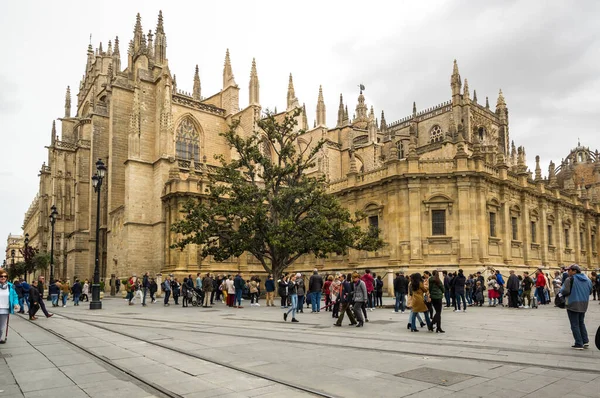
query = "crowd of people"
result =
(0, 265, 599, 349)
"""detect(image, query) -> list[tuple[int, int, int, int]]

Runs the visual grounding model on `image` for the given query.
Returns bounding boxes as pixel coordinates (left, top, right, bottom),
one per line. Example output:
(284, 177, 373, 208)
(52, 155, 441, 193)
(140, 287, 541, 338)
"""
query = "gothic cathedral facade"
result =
(22, 12, 600, 283)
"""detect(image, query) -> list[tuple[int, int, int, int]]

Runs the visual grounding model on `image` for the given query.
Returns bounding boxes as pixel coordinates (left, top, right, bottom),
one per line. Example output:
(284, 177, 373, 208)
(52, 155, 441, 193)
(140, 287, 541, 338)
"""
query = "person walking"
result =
(20, 279, 30, 314)
(0, 271, 20, 343)
(81, 280, 89, 302)
(487, 276, 499, 306)
(36, 276, 53, 318)
(226, 275, 235, 307)
(352, 273, 368, 327)
(394, 272, 408, 313)
(443, 271, 451, 307)
(360, 269, 375, 311)
(249, 277, 260, 307)
(295, 274, 305, 312)
(265, 274, 275, 307)
(308, 269, 323, 313)
(559, 264, 593, 349)
(48, 279, 60, 307)
(202, 273, 213, 307)
(71, 279, 82, 306)
(172, 278, 181, 305)
(283, 274, 299, 323)
(233, 273, 245, 308)
(521, 271, 533, 308)
(334, 274, 357, 327)
(278, 275, 288, 308)
(162, 275, 172, 306)
(330, 274, 341, 318)
(149, 278, 157, 303)
(375, 275, 384, 308)
(454, 269, 467, 312)
(28, 280, 41, 320)
(141, 272, 149, 307)
(507, 270, 520, 308)
(182, 277, 190, 308)
(495, 270, 505, 307)
(323, 275, 332, 311)
(535, 269, 547, 305)
(409, 273, 433, 332)
(60, 279, 70, 307)
(429, 270, 445, 333)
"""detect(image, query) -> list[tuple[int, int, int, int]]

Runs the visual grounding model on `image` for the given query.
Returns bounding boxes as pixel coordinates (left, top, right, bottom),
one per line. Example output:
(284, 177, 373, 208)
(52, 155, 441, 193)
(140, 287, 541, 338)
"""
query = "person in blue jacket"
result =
(0, 271, 21, 344)
(559, 264, 593, 350)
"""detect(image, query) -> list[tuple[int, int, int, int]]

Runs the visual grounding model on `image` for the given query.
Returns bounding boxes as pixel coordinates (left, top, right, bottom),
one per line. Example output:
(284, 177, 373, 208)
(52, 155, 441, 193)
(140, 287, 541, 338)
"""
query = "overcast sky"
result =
(1, 0, 599, 259)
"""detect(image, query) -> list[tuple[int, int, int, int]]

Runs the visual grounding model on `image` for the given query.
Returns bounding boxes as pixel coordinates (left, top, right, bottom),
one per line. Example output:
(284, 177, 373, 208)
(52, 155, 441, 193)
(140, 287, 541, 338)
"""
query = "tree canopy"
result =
(172, 109, 385, 278)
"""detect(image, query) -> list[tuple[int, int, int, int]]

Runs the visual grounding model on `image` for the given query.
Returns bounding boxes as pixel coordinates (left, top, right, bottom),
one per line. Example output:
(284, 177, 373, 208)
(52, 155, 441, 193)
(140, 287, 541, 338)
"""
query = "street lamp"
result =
(24, 233, 29, 282)
(49, 205, 58, 281)
(90, 158, 107, 310)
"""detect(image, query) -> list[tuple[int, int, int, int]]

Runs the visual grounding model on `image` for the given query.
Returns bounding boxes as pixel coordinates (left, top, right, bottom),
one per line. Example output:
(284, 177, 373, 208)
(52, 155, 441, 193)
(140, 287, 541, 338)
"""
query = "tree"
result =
(20, 245, 39, 281)
(172, 109, 385, 278)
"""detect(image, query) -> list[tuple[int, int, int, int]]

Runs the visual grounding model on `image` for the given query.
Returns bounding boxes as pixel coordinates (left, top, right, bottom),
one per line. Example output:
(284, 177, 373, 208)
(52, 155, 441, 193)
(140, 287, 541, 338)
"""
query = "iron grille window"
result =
(432, 210, 446, 236)
(511, 217, 518, 240)
(368, 215, 379, 237)
(489, 212, 496, 237)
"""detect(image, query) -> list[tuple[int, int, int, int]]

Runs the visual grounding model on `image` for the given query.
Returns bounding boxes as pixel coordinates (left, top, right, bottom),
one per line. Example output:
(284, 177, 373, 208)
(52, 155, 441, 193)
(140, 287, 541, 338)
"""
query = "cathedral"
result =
(21, 12, 600, 286)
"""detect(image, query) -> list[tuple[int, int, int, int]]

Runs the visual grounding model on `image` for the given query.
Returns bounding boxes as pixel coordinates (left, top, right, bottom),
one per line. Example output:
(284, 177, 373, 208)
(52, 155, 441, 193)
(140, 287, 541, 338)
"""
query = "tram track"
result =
(65, 312, 600, 368)
(20, 313, 337, 398)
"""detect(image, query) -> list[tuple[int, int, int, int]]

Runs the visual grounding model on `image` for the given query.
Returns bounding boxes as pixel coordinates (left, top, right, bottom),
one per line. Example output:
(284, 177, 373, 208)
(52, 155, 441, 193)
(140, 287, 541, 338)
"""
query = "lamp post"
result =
(24, 233, 29, 282)
(90, 158, 106, 310)
(49, 205, 58, 281)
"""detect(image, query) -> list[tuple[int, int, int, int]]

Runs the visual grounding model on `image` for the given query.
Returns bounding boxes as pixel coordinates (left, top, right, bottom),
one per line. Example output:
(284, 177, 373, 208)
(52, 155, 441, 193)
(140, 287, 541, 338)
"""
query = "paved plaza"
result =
(1, 296, 599, 398)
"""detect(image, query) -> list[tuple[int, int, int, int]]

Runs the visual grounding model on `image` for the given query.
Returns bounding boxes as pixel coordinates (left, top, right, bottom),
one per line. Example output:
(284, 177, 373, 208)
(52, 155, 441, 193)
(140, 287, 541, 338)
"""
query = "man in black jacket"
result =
(333, 274, 357, 326)
(28, 281, 41, 320)
(36, 276, 53, 318)
(507, 270, 520, 308)
(393, 272, 409, 313)
(454, 269, 467, 312)
(308, 269, 324, 313)
(443, 271, 451, 307)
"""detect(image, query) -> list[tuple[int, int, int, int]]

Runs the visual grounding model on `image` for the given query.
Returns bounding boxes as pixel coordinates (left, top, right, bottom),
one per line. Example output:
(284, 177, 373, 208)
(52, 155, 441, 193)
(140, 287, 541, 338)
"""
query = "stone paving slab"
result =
(2, 297, 600, 398)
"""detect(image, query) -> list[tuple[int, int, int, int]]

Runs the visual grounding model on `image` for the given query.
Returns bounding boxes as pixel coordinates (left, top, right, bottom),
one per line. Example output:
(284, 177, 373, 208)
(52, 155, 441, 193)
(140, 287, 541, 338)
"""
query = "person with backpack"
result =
(71, 279, 82, 306)
(162, 275, 171, 306)
(454, 269, 467, 312)
(375, 275, 384, 308)
(394, 272, 409, 313)
(559, 264, 593, 350)
(521, 271, 533, 308)
(149, 278, 157, 304)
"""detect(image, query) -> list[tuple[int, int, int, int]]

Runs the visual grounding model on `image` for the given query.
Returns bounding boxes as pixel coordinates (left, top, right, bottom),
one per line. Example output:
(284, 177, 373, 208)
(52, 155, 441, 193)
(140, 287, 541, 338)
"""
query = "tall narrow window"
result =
(489, 212, 496, 237)
(592, 234, 596, 250)
(511, 217, 518, 240)
(368, 215, 379, 237)
(580, 231, 585, 249)
(547, 225, 553, 245)
(565, 229, 570, 248)
(530, 221, 537, 243)
(432, 210, 446, 236)
(176, 117, 200, 162)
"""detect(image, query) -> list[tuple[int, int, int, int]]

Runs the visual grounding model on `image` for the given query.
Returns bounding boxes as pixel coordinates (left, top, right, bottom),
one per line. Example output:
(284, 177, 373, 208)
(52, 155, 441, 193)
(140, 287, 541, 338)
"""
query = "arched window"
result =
(429, 125, 443, 143)
(176, 117, 200, 162)
(261, 138, 272, 161)
(478, 126, 486, 141)
(396, 141, 404, 159)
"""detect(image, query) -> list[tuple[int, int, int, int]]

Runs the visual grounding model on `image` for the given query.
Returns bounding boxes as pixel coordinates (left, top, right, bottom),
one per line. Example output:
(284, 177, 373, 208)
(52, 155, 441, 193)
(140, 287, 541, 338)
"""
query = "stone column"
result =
(521, 194, 531, 265)
(457, 178, 472, 260)
(540, 202, 549, 266)
(407, 180, 422, 263)
(156, 273, 162, 298)
(387, 269, 394, 297)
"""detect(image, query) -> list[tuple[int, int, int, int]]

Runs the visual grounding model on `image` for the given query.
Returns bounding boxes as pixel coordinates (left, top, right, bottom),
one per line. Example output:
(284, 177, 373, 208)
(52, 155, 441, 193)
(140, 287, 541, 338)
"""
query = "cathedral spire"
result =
(451, 59, 462, 104)
(64, 86, 71, 118)
(380, 110, 387, 132)
(193, 65, 201, 100)
(344, 105, 349, 125)
(496, 89, 506, 109)
(485, 96, 490, 109)
(535, 155, 542, 181)
(223, 49, 236, 89)
(107, 40, 113, 56)
(412, 101, 417, 117)
(302, 103, 308, 130)
(147, 29, 154, 59)
(287, 73, 299, 111)
(316, 85, 326, 127)
(86, 43, 94, 72)
(354, 88, 368, 128)
(51, 120, 56, 145)
(154, 11, 167, 65)
(463, 78, 470, 102)
(473, 89, 477, 104)
(337, 94, 344, 127)
(133, 13, 143, 54)
(249, 58, 260, 106)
